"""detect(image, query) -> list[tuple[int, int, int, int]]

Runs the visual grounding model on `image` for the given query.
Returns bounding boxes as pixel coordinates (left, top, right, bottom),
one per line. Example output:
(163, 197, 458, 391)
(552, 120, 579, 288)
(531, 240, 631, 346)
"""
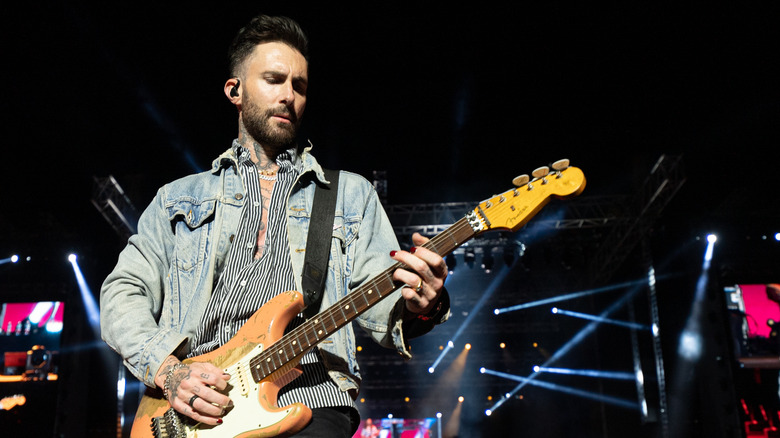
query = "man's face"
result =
(240, 42, 308, 150)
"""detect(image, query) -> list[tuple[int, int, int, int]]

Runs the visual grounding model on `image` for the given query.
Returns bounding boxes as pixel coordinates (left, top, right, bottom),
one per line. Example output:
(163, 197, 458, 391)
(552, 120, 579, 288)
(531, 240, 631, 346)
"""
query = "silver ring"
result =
(414, 278, 423, 293)
(189, 394, 199, 408)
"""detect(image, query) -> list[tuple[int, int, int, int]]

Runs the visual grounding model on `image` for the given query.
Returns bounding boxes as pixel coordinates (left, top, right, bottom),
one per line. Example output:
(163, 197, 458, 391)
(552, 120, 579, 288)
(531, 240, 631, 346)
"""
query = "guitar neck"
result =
(249, 215, 477, 382)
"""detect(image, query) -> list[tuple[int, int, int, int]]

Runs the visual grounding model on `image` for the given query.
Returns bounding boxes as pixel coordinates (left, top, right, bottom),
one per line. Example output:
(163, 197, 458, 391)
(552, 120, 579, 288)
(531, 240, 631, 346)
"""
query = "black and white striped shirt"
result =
(189, 141, 354, 410)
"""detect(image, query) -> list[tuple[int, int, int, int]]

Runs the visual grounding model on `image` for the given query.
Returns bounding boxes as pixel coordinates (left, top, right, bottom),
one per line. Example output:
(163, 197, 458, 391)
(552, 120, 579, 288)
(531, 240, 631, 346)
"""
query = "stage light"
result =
(458, 396, 464, 403)
(464, 248, 475, 268)
(68, 253, 100, 332)
(480, 367, 486, 373)
(535, 366, 636, 380)
(499, 342, 506, 349)
(495, 278, 650, 314)
(482, 368, 639, 411)
(446, 253, 456, 273)
(404, 397, 410, 402)
(775, 232, 780, 241)
(485, 409, 493, 416)
(465, 343, 471, 350)
(551, 307, 651, 330)
(503, 246, 515, 267)
(706, 234, 717, 243)
(428, 367, 435, 374)
(356, 345, 362, 352)
(1, 255, 22, 265)
(482, 251, 494, 273)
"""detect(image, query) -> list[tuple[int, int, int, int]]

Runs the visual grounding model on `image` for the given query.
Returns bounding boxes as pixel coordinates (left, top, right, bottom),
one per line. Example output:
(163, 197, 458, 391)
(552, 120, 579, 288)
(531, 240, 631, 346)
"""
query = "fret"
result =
(301, 327, 313, 347)
(339, 304, 348, 321)
(330, 309, 341, 331)
(348, 297, 359, 315)
(278, 345, 289, 363)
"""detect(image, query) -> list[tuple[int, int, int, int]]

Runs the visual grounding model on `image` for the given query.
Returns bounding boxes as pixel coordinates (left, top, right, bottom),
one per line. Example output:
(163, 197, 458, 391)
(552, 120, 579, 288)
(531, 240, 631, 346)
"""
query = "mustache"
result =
(266, 105, 298, 124)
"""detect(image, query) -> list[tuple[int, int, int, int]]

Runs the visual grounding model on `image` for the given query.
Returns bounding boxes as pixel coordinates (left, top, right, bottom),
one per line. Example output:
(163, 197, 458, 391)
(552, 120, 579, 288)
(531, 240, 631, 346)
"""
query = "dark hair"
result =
(228, 15, 309, 77)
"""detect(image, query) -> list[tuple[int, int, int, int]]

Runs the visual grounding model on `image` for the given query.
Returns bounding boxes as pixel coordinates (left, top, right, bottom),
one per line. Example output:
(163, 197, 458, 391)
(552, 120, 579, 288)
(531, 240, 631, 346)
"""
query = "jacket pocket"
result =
(166, 199, 216, 272)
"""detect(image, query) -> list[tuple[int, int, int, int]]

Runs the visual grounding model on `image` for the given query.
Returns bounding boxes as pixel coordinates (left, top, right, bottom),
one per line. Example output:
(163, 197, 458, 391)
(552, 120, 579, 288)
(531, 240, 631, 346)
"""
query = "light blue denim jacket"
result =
(100, 144, 449, 392)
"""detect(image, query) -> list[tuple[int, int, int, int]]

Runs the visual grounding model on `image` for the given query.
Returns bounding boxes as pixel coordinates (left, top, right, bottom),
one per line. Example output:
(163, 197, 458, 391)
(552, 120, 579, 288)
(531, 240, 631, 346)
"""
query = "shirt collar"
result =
(230, 139, 300, 173)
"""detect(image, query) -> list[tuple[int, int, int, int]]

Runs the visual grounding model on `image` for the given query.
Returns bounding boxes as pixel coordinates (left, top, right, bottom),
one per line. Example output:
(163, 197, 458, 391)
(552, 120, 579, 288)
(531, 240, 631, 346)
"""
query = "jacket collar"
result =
(211, 139, 333, 186)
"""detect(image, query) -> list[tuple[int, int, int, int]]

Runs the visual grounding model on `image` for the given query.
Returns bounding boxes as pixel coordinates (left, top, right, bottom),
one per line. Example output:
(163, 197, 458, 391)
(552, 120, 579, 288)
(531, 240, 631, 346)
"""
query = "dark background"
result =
(1, 2, 779, 437)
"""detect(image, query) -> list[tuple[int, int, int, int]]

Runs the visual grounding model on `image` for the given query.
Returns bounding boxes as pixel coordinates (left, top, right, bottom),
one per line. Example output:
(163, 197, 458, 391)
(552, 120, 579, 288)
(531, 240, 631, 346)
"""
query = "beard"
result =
(242, 93, 300, 152)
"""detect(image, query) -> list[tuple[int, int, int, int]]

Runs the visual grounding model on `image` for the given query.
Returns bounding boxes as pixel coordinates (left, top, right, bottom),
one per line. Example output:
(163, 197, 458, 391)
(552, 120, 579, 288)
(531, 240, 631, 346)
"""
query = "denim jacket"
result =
(100, 143, 449, 392)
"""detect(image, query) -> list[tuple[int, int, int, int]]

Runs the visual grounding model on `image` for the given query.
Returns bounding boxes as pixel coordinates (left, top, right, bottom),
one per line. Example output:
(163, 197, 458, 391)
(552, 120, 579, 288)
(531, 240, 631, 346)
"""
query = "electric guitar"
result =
(131, 160, 586, 438)
(0, 394, 26, 411)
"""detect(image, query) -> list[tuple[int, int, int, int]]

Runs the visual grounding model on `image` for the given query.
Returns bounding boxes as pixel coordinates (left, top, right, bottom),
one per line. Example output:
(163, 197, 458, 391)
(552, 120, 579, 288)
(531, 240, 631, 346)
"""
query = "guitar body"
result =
(130, 290, 313, 438)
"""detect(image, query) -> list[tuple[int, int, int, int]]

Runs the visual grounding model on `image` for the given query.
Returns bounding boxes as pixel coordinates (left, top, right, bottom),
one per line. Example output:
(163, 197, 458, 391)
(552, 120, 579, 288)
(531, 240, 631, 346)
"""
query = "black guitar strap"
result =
(302, 168, 340, 319)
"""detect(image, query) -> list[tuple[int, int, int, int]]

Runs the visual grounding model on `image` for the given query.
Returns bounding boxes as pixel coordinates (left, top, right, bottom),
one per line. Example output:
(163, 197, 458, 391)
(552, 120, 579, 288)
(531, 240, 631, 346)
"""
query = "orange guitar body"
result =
(130, 290, 313, 438)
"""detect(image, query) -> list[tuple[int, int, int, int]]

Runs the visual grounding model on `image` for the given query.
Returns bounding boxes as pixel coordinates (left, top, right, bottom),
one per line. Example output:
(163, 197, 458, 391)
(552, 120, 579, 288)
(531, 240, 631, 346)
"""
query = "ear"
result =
(224, 78, 242, 105)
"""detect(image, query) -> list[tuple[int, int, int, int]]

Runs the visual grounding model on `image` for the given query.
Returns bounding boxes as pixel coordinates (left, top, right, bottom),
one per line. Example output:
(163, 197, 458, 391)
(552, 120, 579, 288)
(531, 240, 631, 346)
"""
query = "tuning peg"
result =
(512, 174, 530, 187)
(532, 166, 549, 179)
(552, 159, 570, 171)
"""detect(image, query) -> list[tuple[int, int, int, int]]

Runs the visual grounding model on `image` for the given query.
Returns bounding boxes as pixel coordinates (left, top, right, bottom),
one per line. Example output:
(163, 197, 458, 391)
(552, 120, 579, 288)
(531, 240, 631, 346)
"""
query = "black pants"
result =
(292, 406, 358, 437)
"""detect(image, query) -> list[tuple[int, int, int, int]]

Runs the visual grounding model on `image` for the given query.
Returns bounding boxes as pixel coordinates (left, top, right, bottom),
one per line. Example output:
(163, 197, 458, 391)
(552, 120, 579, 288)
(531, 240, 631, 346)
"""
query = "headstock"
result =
(469, 159, 585, 234)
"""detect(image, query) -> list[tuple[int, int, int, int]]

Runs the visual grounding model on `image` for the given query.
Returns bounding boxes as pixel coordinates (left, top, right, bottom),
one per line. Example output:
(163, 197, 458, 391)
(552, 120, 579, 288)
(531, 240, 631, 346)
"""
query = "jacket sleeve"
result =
(349, 180, 450, 359)
(100, 187, 189, 387)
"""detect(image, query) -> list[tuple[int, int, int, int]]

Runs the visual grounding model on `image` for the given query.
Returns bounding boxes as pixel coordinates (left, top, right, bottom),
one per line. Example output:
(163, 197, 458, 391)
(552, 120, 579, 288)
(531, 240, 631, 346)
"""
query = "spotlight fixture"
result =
(464, 248, 475, 268)
(482, 251, 494, 273)
(503, 246, 514, 267)
(446, 253, 457, 273)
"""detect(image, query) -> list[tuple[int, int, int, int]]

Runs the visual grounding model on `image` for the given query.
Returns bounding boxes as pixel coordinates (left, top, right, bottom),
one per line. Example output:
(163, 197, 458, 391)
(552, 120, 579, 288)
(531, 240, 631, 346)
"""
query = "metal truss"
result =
(588, 154, 685, 284)
(91, 175, 139, 242)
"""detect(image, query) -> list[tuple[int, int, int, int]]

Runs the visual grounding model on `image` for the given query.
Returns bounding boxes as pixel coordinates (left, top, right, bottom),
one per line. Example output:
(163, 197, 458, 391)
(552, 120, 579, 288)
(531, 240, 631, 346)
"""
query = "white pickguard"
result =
(182, 344, 299, 438)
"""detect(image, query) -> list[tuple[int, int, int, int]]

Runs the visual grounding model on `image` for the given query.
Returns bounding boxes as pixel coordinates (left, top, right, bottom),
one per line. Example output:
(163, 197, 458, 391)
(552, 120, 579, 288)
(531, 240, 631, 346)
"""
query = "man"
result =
(100, 14, 449, 437)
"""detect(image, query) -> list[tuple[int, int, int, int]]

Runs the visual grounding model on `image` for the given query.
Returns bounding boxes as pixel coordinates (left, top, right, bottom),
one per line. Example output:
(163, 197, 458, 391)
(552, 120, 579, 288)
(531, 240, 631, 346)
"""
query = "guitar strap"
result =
(302, 168, 340, 319)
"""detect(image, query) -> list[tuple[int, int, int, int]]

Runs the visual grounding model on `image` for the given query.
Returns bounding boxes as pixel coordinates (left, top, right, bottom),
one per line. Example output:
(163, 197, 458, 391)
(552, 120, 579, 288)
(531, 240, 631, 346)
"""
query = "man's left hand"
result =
(390, 232, 448, 315)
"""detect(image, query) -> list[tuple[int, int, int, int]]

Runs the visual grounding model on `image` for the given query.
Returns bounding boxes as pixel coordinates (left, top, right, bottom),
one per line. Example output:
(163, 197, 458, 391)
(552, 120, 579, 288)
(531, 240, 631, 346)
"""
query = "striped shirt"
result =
(189, 140, 354, 410)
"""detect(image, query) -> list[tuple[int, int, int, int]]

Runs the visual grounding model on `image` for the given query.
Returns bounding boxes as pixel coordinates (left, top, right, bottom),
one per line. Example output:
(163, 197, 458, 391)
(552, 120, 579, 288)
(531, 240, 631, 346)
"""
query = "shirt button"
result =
(246, 242, 253, 248)
(224, 327, 231, 333)
(253, 201, 260, 207)
(235, 193, 243, 200)
(240, 280, 247, 287)
(229, 234, 235, 242)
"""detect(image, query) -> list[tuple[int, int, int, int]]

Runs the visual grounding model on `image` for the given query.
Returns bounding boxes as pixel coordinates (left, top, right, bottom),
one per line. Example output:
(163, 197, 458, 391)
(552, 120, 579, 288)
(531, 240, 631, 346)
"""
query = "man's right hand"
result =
(156, 356, 232, 425)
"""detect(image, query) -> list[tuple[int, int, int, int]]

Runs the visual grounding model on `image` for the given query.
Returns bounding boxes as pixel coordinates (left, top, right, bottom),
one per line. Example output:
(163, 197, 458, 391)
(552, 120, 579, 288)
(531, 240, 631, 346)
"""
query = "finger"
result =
(177, 366, 232, 409)
(400, 284, 432, 312)
(188, 388, 230, 417)
(168, 364, 231, 420)
(191, 362, 231, 391)
(172, 396, 224, 426)
(390, 250, 433, 283)
(409, 246, 448, 283)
